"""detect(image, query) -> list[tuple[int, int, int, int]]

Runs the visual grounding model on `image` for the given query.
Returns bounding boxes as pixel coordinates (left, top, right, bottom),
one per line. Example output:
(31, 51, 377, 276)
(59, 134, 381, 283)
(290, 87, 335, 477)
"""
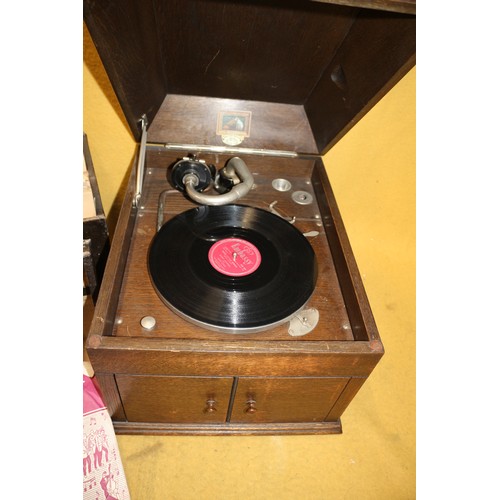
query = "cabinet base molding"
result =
(112, 420, 342, 436)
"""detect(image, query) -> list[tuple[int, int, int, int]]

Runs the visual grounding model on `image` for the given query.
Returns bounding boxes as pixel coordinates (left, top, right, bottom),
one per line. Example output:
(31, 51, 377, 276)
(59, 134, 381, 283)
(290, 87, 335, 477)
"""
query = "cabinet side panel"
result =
(87, 166, 138, 342)
(312, 161, 382, 343)
(93, 373, 126, 421)
(83, 0, 168, 140)
(305, 10, 415, 152)
(325, 376, 366, 421)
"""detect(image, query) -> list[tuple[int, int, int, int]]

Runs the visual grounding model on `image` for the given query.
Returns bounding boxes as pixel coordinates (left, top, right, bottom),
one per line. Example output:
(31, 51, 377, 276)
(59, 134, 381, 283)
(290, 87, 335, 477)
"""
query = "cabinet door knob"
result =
(204, 398, 217, 413)
(245, 398, 257, 414)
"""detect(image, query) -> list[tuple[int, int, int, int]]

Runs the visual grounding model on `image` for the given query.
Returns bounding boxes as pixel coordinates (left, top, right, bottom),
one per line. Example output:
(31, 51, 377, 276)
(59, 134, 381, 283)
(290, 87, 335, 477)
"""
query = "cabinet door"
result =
(115, 375, 233, 423)
(231, 377, 349, 423)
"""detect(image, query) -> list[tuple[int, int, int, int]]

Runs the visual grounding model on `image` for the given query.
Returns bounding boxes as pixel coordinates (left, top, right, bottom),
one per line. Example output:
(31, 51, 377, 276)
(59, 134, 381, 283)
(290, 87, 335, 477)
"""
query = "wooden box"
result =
(84, 0, 415, 435)
(83, 133, 109, 304)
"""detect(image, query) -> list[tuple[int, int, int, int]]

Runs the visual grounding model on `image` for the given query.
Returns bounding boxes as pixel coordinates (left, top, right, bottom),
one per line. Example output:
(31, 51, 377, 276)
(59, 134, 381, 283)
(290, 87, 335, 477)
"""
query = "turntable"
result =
(84, 0, 415, 435)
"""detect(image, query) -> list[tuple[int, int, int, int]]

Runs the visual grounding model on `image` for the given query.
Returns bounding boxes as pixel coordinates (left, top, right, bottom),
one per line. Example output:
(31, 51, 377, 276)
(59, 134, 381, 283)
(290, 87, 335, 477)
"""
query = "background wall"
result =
(83, 21, 416, 499)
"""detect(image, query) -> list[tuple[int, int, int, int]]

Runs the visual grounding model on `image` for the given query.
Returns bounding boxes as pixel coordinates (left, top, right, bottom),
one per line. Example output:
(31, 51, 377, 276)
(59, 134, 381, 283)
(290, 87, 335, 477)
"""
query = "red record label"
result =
(208, 237, 262, 277)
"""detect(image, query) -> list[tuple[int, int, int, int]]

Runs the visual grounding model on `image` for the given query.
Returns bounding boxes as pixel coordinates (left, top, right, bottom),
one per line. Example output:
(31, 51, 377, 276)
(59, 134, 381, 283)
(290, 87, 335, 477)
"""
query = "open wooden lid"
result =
(84, 0, 415, 155)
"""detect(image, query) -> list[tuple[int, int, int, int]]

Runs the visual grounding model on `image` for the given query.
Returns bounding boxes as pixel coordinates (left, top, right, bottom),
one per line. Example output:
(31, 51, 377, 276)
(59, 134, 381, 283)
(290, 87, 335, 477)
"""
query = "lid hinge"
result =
(133, 115, 148, 208)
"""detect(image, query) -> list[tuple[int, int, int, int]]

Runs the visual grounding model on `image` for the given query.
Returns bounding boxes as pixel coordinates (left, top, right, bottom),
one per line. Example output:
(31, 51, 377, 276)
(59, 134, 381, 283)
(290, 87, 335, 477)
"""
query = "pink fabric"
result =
(84, 375, 106, 414)
(83, 375, 130, 500)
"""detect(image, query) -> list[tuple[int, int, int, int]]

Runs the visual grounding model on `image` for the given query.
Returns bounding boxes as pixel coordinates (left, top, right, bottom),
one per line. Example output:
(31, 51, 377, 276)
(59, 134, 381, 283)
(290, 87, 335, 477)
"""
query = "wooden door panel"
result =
(231, 377, 349, 423)
(116, 375, 233, 423)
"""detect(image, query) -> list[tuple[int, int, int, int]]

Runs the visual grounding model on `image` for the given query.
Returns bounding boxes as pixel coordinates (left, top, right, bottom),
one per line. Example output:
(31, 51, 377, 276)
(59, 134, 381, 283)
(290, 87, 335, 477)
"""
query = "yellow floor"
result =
(84, 25, 415, 499)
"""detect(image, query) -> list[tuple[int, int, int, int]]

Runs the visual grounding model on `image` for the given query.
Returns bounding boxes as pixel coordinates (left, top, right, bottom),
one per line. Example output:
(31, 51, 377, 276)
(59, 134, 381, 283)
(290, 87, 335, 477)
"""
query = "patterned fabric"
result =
(83, 375, 130, 500)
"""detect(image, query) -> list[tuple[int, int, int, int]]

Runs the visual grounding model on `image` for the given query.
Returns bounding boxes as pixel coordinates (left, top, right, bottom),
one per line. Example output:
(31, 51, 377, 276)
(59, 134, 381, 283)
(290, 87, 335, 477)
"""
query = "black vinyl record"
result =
(148, 204, 317, 333)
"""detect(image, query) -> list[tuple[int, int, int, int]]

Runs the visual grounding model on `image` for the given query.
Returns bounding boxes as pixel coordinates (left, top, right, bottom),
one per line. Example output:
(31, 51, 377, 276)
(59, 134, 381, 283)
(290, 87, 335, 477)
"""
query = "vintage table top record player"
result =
(84, 0, 416, 435)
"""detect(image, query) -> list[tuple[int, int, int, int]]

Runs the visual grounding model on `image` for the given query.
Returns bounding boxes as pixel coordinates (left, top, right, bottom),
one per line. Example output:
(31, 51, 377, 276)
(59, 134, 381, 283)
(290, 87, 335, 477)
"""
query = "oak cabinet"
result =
(84, 0, 415, 435)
